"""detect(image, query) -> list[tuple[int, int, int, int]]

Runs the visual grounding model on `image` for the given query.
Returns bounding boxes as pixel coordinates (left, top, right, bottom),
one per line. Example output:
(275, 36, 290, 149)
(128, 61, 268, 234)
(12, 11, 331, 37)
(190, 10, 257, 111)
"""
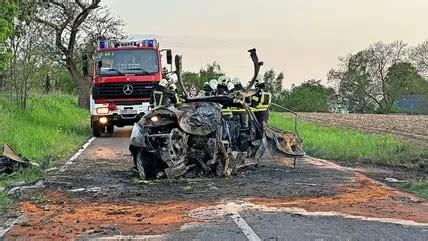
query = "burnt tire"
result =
(136, 149, 156, 179)
(92, 123, 102, 137)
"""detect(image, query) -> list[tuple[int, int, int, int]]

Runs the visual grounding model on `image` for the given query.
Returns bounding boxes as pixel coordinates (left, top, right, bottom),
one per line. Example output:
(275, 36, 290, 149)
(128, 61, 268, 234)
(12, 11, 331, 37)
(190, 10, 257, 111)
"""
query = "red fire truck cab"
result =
(90, 39, 172, 137)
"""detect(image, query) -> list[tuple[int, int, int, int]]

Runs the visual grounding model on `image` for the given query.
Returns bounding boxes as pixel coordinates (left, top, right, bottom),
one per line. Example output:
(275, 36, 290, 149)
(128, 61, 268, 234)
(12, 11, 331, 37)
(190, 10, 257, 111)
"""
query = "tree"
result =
(3, 1, 57, 108)
(0, 0, 18, 86)
(329, 41, 410, 113)
(199, 61, 224, 88)
(263, 69, 284, 94)
(33, 0, 123, 108)
(182, 71, 200, 89)
(182, 62, 224, 90)
(275, 80, 336, 113)
(410, 40, 428, 79)
(385, 62, 427, 96)
(328, 51, 378, 113)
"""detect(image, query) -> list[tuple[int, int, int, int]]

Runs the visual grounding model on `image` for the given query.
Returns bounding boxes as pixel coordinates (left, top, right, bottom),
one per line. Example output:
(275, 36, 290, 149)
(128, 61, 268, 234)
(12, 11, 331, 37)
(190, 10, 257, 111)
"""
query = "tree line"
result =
(0, 0, 124, 109)
(329, 41, 428, 114)
(183, 40, 428, 114)
(1, 1, 427, 113)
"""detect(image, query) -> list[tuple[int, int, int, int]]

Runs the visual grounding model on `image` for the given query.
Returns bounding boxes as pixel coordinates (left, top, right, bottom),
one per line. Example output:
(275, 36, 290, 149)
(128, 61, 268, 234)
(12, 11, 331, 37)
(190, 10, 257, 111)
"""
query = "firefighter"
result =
(216, 76, 230, 95)
(162, 67, 171, 80)
(149, 79, 176, 109)
(168, 83, 182, 104)
(251, 79, 272, 137)
(209, 79, 218, 94)
(217, 76, 232, 116)
(200, 81, 213, 96)
(229, 78, 251, 151)
(230, 78, 243, 92)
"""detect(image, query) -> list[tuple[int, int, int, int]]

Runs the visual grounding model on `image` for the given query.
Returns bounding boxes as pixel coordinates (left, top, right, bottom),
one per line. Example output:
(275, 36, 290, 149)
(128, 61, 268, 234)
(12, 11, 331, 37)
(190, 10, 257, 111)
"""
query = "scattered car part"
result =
(0, 144, 39, 175)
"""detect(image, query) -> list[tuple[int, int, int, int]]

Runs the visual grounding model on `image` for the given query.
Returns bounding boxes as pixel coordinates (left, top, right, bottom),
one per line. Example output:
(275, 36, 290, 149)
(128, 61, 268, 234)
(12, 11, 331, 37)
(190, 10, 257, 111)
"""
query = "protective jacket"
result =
(149, 85, 177, 109)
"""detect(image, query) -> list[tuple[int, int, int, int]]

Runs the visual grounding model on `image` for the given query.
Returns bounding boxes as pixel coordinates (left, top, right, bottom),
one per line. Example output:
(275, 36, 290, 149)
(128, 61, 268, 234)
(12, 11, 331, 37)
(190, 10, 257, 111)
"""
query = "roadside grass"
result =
(269, 113, 428, 199)
(269, 112, 428, 199)
(402, 181, 428, 200)
(268, 112, 428, 167)
(0, 94, 90, 210)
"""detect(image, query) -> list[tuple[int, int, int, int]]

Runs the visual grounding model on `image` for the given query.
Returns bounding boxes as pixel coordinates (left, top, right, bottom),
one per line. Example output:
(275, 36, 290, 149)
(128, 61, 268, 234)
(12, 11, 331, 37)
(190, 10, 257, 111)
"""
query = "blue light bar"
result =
(147, 39, 154, 47)
(98, 40, 106, 49)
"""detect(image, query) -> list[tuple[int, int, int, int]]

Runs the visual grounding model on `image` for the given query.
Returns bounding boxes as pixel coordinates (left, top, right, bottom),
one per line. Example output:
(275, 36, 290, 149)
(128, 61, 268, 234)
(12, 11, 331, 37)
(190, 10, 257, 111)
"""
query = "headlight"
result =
(99, 117, 108, 124)
(150, 115, 159, 122)
(96, 107, 109, 114)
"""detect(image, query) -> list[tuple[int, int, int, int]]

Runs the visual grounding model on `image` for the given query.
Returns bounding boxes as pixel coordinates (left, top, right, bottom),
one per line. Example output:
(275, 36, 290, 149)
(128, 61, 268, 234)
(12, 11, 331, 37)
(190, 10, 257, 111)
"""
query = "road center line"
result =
(59, 137, 96, 172)
(231, 211, 262, 241)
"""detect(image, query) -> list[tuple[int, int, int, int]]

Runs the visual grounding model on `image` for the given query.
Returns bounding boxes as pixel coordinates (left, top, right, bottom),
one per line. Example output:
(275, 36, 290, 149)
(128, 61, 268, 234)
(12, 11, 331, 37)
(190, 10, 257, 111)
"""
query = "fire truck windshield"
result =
(95, 49, 159, 76)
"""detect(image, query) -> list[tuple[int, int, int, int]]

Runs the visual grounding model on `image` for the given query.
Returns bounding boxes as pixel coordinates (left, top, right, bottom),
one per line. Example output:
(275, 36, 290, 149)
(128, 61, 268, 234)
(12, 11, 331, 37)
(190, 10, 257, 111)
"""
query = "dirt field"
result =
(297, 112, 428, 146)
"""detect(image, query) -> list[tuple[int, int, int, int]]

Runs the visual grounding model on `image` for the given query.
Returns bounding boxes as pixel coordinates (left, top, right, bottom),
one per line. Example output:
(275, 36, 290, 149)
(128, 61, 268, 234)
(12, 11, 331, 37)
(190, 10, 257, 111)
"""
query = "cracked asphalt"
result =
(3, 127, 428, 240)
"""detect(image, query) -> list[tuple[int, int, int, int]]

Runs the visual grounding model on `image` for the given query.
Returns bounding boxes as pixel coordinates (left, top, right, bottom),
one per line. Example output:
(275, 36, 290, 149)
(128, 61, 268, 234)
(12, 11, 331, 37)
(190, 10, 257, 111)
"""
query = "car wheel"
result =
(136, 150, 156, 179)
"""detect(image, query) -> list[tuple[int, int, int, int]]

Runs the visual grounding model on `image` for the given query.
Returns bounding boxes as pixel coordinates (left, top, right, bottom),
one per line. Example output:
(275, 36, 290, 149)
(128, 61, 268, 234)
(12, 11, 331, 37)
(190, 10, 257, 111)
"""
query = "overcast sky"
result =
(103, 0, 428, 89)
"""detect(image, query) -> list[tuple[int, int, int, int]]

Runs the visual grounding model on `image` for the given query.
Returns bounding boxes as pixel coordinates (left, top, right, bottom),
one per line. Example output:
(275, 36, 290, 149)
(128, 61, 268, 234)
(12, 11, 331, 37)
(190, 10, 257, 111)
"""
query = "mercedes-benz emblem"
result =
(123, 84, 134, 95)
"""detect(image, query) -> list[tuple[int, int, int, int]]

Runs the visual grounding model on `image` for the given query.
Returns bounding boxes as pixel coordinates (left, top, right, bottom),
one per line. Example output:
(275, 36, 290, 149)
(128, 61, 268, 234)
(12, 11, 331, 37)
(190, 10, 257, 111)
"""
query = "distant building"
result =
(397, 95, 428, 114)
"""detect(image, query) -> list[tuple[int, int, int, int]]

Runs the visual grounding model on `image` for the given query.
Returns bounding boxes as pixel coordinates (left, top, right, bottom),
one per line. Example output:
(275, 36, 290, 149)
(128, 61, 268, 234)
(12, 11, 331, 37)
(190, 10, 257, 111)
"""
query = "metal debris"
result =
(7, 180, 44, 196)
(384, 177, 405, 183)
(0, 144, 39, 175)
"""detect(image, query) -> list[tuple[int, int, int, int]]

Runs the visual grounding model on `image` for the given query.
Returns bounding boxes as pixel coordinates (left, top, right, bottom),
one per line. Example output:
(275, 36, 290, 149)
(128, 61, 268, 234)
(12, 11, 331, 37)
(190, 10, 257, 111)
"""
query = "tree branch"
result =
(68, 0, 101, 53)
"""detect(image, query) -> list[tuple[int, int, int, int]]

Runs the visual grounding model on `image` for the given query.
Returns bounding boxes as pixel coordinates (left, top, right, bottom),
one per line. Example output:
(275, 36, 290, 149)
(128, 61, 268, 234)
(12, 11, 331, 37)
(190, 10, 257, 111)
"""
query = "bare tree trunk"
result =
(66, 56, 90, 109)
(77, 76, 91, 109)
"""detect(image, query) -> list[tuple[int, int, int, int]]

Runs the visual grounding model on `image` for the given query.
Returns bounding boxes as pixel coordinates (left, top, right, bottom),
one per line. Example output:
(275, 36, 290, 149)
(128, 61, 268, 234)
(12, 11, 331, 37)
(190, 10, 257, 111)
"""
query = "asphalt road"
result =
(4, 127, 428, 240)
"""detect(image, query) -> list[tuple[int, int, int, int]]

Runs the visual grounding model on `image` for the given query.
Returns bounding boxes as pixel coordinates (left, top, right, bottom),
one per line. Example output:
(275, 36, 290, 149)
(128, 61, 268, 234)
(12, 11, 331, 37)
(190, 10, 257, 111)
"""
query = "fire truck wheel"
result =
(107, 125, 114, 134)
(92, 123, 102, 137)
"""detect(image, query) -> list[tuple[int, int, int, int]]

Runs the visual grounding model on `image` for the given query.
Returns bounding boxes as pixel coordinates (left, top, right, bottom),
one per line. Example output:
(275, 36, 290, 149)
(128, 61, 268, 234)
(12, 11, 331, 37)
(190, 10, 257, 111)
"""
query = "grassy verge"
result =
(0, 94, 90, 210)
(402, 181, 428, 199)
(269, 112, 428, 199)
(269, 112, 428, 167)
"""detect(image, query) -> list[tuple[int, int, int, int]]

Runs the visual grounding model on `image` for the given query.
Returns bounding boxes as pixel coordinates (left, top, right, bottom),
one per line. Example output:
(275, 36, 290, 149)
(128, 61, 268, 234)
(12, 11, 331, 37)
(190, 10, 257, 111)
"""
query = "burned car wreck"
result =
(129, 49, 303, 179)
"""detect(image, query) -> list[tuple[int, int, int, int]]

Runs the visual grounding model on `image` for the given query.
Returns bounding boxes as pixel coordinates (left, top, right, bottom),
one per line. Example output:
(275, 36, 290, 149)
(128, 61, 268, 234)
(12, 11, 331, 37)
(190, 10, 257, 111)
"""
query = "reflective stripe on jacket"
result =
(221, 107, 233, 116)
(152, 90, 164, 109)
(253, 92, 272, 112)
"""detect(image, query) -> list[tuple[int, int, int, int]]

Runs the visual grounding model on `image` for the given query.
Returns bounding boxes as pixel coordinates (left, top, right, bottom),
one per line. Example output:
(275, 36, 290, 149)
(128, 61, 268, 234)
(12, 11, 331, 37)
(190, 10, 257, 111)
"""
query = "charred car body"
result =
(130, 49, 304, 179)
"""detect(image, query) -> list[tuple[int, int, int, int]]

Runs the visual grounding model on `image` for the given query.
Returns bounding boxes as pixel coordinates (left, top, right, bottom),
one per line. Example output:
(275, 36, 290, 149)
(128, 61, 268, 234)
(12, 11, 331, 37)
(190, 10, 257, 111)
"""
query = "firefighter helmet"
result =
(232, 78, 241, 86)
(168, 83, 177, 91)
(209, 79, 218, 90)
(254, 78, 265, 88)
(218, 76, 229, 86)
(159, 78, 169, 87)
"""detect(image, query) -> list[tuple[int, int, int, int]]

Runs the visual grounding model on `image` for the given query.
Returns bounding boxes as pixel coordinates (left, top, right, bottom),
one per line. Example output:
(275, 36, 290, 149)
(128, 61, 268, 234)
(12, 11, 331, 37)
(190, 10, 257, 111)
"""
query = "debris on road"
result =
(7, 180, 44, 196)
(384, 177, 405, 183)
(0, 144, 39, 175)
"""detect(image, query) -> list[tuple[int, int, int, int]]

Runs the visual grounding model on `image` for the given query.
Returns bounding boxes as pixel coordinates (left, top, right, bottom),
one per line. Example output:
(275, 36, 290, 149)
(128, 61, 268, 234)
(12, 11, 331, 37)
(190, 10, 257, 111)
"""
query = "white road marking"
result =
(59, 137, 96, 172)
(190, 201, 428, 228)
(231, 211, 262, 241)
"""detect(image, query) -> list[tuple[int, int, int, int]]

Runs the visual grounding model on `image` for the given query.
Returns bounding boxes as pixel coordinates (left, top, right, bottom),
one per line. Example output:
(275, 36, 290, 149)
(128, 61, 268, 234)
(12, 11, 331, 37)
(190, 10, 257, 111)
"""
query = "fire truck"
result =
(89, 39, 172, 137)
